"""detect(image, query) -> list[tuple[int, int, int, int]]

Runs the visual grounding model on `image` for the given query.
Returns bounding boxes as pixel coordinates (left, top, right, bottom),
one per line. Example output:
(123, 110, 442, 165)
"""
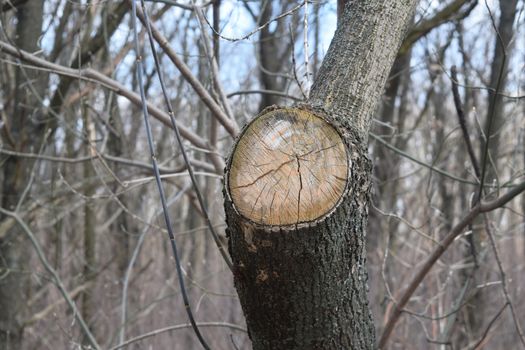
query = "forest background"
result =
(0, 0, 524, 349)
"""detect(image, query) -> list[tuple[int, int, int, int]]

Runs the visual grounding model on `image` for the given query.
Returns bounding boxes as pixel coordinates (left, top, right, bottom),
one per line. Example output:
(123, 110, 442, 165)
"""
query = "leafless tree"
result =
(0, 1, 523, 349)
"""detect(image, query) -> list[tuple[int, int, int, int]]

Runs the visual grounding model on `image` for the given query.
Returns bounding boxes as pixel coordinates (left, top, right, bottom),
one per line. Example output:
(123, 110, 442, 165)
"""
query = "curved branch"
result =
(0, 40, 225, 172)
(399, 0, 477, 55)
(130, 2, 240, 136)
(378, 179, 525, 348)
(0, 209, 100, 350)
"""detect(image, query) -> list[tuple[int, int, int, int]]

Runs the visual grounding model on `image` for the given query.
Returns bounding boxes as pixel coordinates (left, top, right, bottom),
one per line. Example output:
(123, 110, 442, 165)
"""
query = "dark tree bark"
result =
(0, 2, 44, 348)
(257, 1, 297, 110)
(223, 1, 417, 349)
(483, 0, 518, 182)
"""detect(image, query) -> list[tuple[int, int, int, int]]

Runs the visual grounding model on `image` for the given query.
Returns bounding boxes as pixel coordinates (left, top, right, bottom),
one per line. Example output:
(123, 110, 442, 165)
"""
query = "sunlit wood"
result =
(229, 108, 348, 226)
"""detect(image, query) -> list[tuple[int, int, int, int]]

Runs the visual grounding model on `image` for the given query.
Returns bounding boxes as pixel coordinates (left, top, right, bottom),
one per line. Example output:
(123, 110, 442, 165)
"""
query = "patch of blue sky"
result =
(38, 0, 524, 125)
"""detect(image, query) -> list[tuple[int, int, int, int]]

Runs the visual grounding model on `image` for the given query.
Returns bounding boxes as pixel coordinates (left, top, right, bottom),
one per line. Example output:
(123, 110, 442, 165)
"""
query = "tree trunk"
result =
(368, 51, 411, 249)
(467, 0, 518, 341)
(81, 103, 98, 344)
(258, 1, 281, 110)
(0, 2, 44, 348)
(257, 1, 295, 110)
(483, 0, 518, 183)
(223, 1, 417, 348)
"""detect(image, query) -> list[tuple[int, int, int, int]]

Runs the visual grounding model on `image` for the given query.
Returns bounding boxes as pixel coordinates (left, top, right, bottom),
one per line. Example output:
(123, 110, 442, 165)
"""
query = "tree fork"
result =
(224, 1, 417, 348)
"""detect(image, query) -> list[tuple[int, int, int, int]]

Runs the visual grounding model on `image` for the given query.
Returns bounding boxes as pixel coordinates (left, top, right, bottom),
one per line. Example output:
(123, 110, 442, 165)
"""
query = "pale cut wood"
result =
(228, 107, 348, 226)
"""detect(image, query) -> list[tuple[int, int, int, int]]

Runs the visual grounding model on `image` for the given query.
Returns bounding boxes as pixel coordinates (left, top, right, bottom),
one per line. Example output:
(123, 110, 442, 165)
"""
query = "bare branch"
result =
(200, 1, 306, 42)
(484, 215, 525, 346)
(0, 39, 225, 171)
(0, 148, 216, 174)
(24, 282, 93, 326)
(378, 179, 525, 348)
(144, 0, 213, 11)
(129, 2, 240, 136)
(399, 0, 477, 55)
(192, 3, 235, 120)
(0, 209, 100, 350)
(111, 322, 247, 350)
(227, 89, 302, 101)
(468, 303, 507, 349)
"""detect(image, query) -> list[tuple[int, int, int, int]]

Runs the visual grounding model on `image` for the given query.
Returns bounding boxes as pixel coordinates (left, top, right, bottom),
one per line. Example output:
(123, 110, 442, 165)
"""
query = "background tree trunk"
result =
(81, 102, 97, 344)
(257, 1, 297, 110)
(0, 2, 44, 348)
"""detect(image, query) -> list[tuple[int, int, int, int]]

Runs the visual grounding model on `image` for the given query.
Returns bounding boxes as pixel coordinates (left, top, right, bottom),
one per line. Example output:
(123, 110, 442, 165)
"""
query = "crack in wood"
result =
(228, 108, 348, 226)
(296, 154, 303, 224)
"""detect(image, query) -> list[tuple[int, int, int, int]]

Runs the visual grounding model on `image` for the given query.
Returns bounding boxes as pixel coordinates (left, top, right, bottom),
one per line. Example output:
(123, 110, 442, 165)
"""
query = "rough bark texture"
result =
(224, 1, 417, 349)
(310, 1, 416, 141)
(225, 108, 374, 349)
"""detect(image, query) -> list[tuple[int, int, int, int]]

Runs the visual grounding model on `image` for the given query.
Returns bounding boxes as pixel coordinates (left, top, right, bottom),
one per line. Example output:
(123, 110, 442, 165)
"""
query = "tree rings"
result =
(228, 107, 349, 226)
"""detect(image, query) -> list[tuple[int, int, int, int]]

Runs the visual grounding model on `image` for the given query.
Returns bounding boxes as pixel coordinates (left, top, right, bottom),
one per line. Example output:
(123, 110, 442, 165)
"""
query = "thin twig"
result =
(122, 171, 221, 187)
(483, 214, 525, 346)
(378, 179, 525, 348)
(143, 0, 213, 11)
(139, 0, 232, 269)
(303, 0, 311, 91)
(0, 147, 215, 174)
(370, 133, 517, 188)
(118, 185, 190, 344)
(210, 0, 221, 148)
(290, 24, 308, 100)
(451, 65, 480, 177)
(0, 208, 100, 350)
(468, 303, 507, 350)
(110, 321, 247, 350)
(226, 89, 302, 101)
(192, 2, 234, 120)
(128, 1, 211, 348)
(200, 1, 306, 42)
(15, 130, 51, 213)
(24, 282, 93, 326)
